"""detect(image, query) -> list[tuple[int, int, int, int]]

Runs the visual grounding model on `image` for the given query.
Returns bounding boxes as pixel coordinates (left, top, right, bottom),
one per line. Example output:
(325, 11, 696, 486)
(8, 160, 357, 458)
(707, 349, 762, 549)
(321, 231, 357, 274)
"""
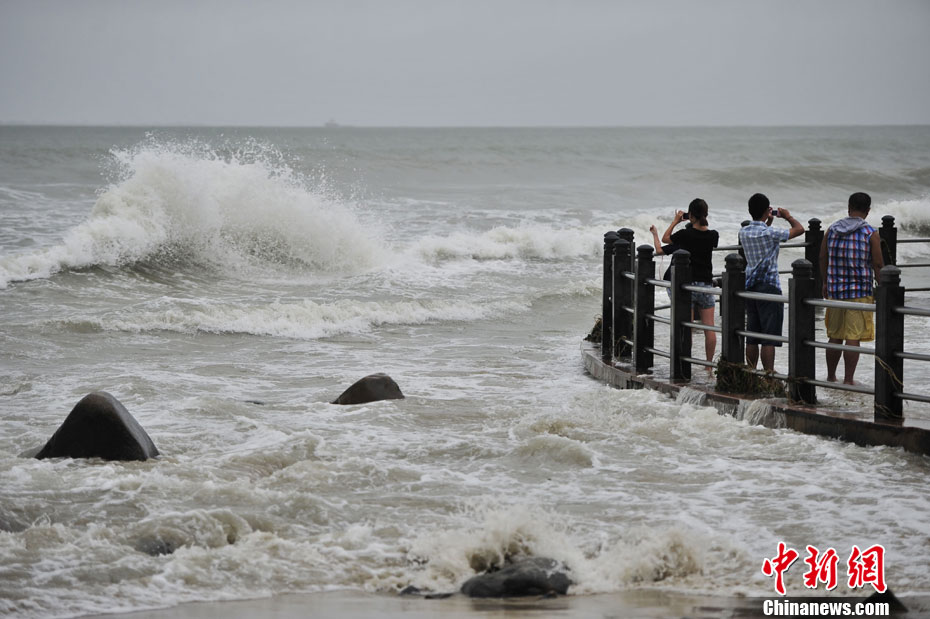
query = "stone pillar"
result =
(804, 218, 824, 299)
(669, 250, 692, 381)
(788, 259, 817, 404)
(720, 253, 746, 366)
(633, 244, 656, 373)
(601, 231, 619, 362)
(874, 265, 904, 421)
(613, 237, 633, 358)
(738, 220, 750, 260)
(879, 215, 897, 266)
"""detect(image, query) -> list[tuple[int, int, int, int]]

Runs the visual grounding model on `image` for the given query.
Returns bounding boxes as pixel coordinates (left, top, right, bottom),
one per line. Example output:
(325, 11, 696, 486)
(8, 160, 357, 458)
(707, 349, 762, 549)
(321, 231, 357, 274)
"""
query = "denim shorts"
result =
(745, 282, 784, 346)
(666, 281, 716, 310)
(689, 281, 716, 310)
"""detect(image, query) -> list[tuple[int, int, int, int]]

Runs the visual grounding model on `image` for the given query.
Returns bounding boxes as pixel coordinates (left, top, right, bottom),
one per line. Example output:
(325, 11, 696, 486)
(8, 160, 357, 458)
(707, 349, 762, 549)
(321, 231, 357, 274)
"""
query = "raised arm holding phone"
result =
(738, 193, 804, 372)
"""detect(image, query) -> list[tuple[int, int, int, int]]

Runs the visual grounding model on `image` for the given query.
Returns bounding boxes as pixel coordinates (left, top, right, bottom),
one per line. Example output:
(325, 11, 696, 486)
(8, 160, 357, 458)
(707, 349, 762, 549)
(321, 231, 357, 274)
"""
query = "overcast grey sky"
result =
(1, 0, 928, 127)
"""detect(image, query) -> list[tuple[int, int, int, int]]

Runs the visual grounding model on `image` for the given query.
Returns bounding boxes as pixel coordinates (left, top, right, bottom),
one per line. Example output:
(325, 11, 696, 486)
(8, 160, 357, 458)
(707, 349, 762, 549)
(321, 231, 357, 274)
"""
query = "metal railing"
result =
(599, 216, 930, 422)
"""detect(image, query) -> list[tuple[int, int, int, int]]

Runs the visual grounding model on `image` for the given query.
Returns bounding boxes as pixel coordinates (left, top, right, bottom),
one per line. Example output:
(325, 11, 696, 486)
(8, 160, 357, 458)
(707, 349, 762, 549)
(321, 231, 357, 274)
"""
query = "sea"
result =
(1, 125, 929, 618)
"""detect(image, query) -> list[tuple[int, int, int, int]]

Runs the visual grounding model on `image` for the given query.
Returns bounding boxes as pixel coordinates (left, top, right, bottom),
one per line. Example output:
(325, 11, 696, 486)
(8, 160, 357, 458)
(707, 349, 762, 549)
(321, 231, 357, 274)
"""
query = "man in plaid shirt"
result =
(819, 193, 884, 384)
(739, 193, 804, 372)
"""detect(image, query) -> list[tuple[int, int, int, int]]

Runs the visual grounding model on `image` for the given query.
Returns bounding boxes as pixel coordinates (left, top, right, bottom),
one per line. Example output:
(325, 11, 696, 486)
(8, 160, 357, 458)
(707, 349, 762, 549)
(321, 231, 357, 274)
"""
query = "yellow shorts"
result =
(825, 296, 874, 342)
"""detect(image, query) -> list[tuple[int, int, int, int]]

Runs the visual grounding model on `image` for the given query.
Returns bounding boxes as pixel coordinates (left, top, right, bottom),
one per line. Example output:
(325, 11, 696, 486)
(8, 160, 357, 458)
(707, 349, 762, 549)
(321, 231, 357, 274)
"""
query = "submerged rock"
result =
(583, 316, 602, 344)
(397, 586, 454, 600)
(134, 537, 177, 556)
(331, 373, 405, 405)
(460, 557, 572, 598)
(35, 392, 159, 461)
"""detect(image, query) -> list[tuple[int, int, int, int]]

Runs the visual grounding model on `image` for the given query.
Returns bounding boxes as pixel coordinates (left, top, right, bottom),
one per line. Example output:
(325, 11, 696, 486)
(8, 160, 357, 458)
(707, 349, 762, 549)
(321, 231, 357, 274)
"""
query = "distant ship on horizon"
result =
(324, 119, 340, 128)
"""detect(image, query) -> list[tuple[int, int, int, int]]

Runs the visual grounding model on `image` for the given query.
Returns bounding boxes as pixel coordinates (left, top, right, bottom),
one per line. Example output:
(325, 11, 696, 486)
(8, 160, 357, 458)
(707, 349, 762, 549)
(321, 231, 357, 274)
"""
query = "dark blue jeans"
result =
(745, 282, 783, 347)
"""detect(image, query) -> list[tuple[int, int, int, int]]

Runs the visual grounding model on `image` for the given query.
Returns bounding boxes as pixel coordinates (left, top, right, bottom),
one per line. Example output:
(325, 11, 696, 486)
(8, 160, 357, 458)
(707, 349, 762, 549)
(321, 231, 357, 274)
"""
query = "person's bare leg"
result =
(843, 340, 861, 385)
(761, 345, 776, 373)
(746, 343, 759, 369)
(826, 338, 843, 382)
(698, 306, 716, 368)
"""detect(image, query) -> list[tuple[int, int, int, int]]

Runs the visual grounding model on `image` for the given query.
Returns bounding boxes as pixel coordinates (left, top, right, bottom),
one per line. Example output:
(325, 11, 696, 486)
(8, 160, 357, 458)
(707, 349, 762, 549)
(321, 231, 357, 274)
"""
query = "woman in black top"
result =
(661, 198, 719, 366)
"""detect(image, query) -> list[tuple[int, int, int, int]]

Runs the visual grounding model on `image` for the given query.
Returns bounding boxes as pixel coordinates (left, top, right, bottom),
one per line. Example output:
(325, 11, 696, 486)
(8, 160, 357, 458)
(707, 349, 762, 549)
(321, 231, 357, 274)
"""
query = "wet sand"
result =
(82, 590, 930, 619)
(84, 590, 733, 619)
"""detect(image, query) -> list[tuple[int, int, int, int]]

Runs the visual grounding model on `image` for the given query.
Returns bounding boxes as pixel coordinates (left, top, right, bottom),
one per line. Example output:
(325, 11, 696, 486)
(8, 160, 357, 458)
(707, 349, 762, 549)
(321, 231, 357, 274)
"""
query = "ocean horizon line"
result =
(2, 121, 929, 130)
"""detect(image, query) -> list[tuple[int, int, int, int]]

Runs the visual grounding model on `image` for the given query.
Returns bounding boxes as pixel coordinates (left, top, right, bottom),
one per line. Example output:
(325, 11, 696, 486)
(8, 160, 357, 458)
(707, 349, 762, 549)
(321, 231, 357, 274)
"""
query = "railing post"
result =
(602, 231, 619, 363)
(879, 215, 897, 266)
(619, 229, 636, 358)
(788, 259, 817, 404)
(618, 228, 635, 273)
(613, 238, 633, 358)
(669, 250, 692, 381)
(874, 265, 904, 421)
(633, 244, 655, 373)
(738, 220, 750, 260)
(720, 253, 746, 366)
(805, 218, 824, 299)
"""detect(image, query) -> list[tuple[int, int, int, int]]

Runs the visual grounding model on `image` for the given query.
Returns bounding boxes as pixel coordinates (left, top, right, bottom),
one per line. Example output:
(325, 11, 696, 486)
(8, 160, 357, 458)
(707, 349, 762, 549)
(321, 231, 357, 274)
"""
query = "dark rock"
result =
(331, 373, 405, 405)
(35, 392, 159, 461)
(397, 586, 454, 600)
(460, 557, 572, 598)
(584, 316, 602, 343)
(865, 588, 907, 613)
(134, 537, 177, 556)
(0, 515, 27, 533)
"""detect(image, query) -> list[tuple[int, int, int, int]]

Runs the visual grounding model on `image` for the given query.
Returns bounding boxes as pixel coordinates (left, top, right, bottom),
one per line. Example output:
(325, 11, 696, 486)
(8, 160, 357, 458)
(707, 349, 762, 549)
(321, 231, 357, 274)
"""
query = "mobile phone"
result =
(771, 208, 780, 217)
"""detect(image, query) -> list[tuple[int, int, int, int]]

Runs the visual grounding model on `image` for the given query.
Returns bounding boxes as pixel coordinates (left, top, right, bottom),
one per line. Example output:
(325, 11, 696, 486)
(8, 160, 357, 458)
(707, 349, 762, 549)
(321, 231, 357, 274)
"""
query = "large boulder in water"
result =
(331, 373, 405, 405)
(460, 557, 572, 598)
(35, 392, 159, 461)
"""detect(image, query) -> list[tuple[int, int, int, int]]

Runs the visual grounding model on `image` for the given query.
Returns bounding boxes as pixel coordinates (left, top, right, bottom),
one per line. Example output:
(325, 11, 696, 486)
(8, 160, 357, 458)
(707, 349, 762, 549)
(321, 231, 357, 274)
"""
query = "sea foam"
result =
(410, 225, 603, 263)
(54, 297, 533, 339)
(0, 139, 383, 288)
(400, 503, 714, 596)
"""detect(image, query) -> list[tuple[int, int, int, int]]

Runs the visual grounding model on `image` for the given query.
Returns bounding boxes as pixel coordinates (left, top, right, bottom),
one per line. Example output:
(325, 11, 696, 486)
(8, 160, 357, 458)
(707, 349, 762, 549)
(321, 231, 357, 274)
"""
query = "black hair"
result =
(688, 198, 709, 226)
(748, 193, 770, 220)
(848, 192, 871, 214)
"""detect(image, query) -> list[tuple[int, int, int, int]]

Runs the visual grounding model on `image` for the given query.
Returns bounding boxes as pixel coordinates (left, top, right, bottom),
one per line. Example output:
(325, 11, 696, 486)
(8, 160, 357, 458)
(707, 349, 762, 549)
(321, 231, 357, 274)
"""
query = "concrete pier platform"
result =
(582, 344, 930, 456)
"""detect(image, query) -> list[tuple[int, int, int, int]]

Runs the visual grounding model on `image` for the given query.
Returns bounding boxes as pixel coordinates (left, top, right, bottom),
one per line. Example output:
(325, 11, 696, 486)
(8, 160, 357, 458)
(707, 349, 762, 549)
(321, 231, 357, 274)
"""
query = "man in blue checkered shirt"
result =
(738, 193, 804, 372)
